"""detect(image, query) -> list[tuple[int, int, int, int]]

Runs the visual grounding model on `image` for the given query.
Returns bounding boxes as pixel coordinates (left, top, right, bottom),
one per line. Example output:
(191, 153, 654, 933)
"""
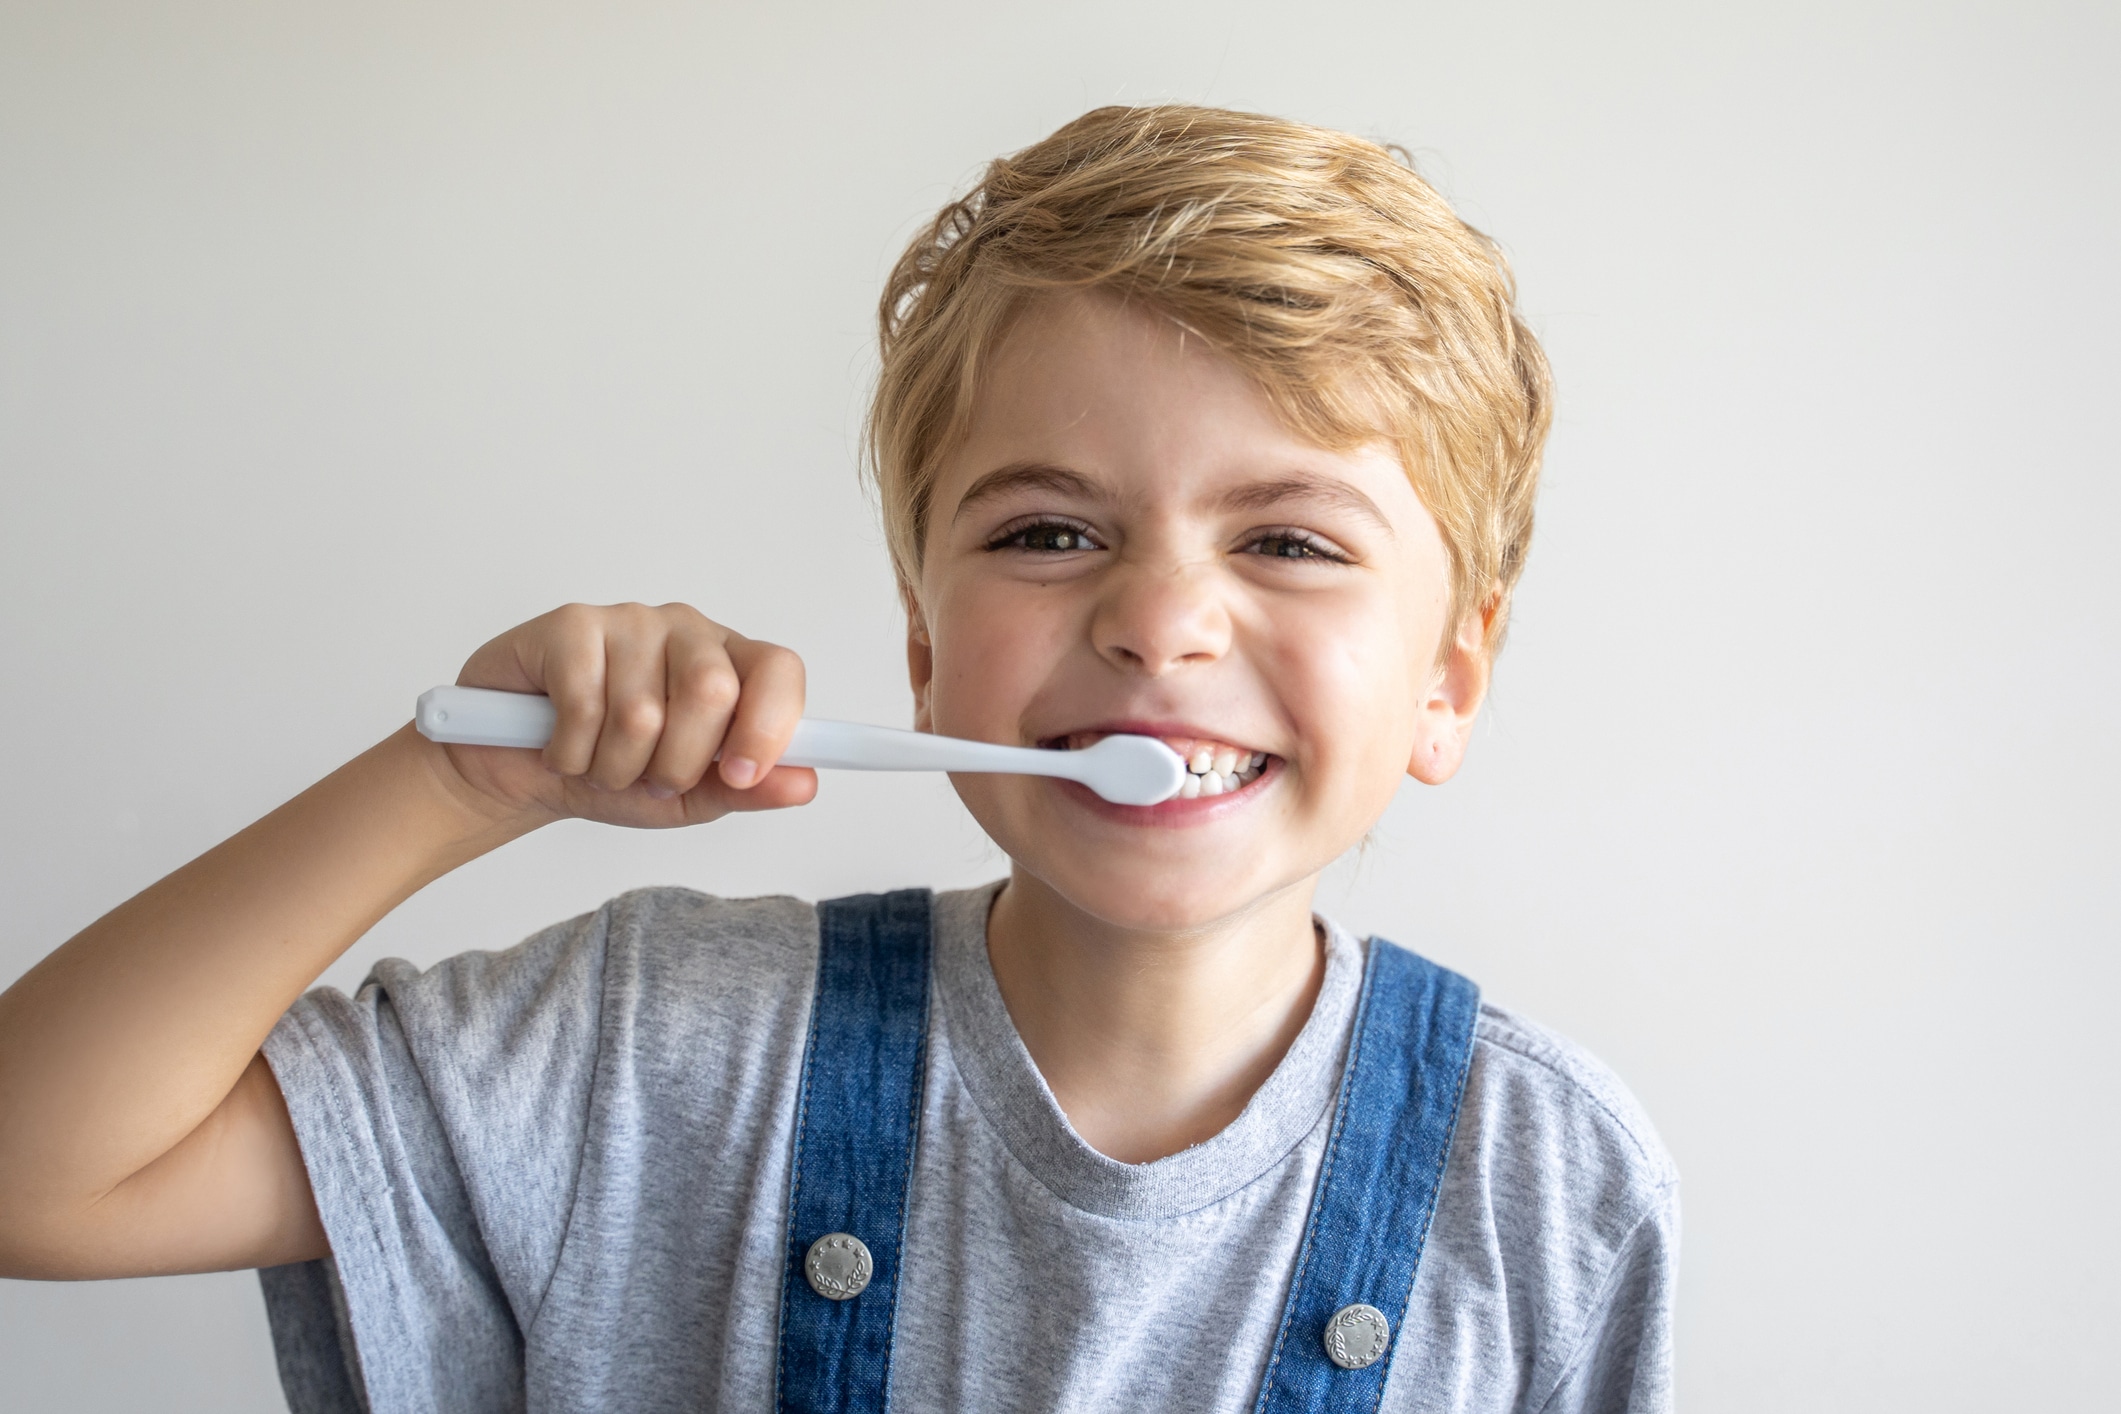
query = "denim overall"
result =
(776, 891, 1481, 1414)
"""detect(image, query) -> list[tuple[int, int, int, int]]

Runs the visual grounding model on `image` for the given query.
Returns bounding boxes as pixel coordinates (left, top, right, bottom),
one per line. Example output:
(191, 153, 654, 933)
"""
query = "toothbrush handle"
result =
(413, 686, 1073, 779)
(778, 718, 1068, 776)
(415, 685, 556, 748)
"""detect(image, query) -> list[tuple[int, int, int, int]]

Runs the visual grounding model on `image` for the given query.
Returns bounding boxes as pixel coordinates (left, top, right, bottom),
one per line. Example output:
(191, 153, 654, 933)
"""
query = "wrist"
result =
(372, 724, 555, 869)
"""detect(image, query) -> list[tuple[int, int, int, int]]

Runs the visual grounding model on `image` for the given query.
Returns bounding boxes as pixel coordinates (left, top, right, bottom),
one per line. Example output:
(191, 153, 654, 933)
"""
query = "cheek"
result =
(1266, 600, 1428, 785)
(1280, 597, 1420, 717)
(923, 579, 1070, 734)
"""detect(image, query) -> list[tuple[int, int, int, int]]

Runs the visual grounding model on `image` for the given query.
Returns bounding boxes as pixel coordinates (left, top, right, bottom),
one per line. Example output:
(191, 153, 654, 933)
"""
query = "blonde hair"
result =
(866, 104, 1553, 650)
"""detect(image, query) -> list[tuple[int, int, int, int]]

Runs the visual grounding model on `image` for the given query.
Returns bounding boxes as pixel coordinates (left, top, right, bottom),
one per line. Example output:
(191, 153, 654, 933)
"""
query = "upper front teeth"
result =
(1174, 746, 1268, 798)
(1059, 731, 1266, 798)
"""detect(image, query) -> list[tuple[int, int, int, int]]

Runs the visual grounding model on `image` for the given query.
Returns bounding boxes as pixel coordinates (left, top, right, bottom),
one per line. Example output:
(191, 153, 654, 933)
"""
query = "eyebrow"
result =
(1217, 474, 1395, 537)
(950, 462, 1106, 523)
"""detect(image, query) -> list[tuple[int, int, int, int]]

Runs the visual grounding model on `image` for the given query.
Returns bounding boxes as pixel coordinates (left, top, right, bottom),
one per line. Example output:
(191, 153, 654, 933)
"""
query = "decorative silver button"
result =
(804, 1233, 874, 1300)
(1323, 1303, 1391, 1369)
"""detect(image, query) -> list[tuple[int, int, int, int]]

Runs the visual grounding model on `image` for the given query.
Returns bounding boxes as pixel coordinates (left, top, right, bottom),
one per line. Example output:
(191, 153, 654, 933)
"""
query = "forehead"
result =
(933, 291, 1428, 525)
(961, 292, 1307, 474)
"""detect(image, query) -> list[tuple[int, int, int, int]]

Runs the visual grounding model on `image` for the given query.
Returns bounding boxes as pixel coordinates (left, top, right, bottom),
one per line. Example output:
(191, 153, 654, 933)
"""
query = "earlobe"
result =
(1405, 720, 1473, 785)
(1404, 603, 1494, 787)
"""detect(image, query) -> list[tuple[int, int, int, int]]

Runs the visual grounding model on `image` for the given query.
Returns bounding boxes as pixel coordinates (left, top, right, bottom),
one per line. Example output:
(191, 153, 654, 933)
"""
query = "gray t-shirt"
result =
(259, 884, 1678, 1414)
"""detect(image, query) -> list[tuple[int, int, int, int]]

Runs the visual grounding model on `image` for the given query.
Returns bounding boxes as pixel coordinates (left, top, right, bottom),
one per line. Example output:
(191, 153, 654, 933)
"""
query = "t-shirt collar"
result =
(929, 881, 1366, 1220)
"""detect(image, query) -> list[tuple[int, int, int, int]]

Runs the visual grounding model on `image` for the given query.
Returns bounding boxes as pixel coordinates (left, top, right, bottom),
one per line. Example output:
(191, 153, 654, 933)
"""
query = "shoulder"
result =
(550, 886, 823, 1043)
(356, 886, 819, 1012)
(324, 887, 822, 1079)
(1465, 1002, 1677, 1200)
(595, 886, 819, 976)
(1451, 1000, 1678, 1263)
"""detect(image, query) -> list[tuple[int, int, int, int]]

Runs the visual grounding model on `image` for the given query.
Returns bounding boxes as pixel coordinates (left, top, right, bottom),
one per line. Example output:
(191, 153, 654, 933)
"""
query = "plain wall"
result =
(3, 1, 2115, 1408)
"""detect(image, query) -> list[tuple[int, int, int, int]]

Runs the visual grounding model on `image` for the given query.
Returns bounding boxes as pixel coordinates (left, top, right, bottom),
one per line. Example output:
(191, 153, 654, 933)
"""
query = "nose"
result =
(1089, 558, 1232, 677)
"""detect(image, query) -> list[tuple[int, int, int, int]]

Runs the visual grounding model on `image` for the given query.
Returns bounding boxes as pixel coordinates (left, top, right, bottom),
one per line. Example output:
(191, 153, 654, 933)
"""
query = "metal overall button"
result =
(804, 1233, 874, 1300)
(1323, 1303, 1391, 1370)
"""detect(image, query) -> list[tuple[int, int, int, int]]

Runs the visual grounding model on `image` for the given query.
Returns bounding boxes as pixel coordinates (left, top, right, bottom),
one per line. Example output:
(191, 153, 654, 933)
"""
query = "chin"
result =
(1011, 849, 1301, 933)
(954, 773, 1364, 932)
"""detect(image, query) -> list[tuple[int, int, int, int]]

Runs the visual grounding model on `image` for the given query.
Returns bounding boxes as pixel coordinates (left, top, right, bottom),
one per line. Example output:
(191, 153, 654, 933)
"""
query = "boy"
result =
(0, 106, 1676, 1412)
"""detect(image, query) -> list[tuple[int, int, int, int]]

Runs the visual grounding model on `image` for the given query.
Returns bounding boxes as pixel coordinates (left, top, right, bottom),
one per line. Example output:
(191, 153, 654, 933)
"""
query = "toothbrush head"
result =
(1074, 734, 1189, 806)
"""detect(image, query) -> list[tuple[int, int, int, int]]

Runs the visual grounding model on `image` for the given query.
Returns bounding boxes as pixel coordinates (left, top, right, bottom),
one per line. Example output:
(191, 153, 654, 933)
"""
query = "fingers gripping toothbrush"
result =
(414, 685, 1189, 808)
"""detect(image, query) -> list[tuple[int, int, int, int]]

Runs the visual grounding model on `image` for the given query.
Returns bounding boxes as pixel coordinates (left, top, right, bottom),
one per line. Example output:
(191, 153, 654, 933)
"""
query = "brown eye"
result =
(1022, 525, 1093, 552)
(1257, 536, 1317, 558)
(990, 519, 1103, 553)
(1245, 531, 1345, 561)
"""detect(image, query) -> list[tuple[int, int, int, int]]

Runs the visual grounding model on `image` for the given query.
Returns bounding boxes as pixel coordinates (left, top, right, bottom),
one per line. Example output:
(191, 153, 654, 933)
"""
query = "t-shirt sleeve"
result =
(1535, 1182, 1681, 1414)
(1416, 1004, 1683, 1414)
(257, 904, 613, 1414)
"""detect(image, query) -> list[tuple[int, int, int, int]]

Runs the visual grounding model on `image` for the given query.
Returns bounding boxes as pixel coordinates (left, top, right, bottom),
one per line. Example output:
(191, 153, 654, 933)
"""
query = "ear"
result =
(904, 585, 936, 733)
(1405, 597, 1495, 786)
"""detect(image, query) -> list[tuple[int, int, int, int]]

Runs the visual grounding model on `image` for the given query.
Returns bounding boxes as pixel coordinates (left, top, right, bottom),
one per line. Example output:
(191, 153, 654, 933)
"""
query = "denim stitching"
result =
(774, 913, 829, 1414)
(1251, 937, 1380, 1413)
(873, 899, 932, 1414)
(1362, 972, 1479, 1414)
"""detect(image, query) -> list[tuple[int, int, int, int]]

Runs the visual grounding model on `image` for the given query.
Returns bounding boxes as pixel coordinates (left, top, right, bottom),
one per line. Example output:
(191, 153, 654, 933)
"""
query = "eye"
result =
(988, 517, 1105, 554)
(1242, 528, 1350, 562)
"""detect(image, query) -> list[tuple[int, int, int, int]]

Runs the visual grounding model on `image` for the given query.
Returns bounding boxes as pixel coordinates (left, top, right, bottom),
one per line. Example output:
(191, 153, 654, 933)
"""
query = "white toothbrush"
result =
(414, 685, 1189, 807)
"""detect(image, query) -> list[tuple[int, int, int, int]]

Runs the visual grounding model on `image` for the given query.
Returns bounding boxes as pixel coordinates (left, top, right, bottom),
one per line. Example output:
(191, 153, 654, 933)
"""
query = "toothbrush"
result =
(414, 685, 1189, 807)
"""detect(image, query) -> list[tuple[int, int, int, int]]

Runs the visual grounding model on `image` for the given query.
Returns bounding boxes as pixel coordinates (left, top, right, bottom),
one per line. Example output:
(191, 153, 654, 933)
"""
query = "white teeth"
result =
(1159, 737, 1272, 798)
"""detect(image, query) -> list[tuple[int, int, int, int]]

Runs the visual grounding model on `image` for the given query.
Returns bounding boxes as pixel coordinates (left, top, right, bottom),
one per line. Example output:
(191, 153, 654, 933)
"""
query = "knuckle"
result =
(672, 657, 719, 692)
(613, 696, 664, 740)
(550, 602, 596, 633)
(689, 664, 741, 711)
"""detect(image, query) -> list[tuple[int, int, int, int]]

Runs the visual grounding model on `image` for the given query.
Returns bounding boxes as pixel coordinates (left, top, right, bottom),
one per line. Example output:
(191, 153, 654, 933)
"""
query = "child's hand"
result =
(439, 603, 818, 828)
(0, 601, 812, 1281)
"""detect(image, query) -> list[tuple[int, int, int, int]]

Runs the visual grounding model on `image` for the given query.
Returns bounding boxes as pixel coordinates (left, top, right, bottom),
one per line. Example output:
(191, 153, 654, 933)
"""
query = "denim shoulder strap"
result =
(1254, 937, 1482, 1414)
(776, 889, 934, 1414)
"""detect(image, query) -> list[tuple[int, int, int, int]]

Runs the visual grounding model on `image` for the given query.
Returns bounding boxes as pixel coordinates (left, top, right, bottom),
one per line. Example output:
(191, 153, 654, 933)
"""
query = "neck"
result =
(984, 869, 1327, 1164)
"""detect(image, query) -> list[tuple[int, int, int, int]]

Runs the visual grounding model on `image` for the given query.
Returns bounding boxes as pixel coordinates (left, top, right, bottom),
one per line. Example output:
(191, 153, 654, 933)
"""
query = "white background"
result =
(3, 1, 2115, 1408)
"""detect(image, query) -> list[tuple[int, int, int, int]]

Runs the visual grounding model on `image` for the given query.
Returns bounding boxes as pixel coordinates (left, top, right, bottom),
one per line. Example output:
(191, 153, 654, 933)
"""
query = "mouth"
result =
(1040, 728, 1275, 800)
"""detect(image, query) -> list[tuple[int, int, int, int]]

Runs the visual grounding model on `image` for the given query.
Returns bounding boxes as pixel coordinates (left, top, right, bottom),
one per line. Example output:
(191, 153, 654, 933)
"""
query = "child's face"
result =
(910, 292, 1489, 931)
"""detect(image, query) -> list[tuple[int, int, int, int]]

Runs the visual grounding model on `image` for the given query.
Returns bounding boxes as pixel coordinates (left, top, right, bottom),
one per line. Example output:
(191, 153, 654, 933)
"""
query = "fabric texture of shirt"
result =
(258, 883, 1679, 1414)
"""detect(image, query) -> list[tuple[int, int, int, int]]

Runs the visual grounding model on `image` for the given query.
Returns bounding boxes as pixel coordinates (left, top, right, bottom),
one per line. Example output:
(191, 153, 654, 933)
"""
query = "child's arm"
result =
(0, 603, 812, 1280)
